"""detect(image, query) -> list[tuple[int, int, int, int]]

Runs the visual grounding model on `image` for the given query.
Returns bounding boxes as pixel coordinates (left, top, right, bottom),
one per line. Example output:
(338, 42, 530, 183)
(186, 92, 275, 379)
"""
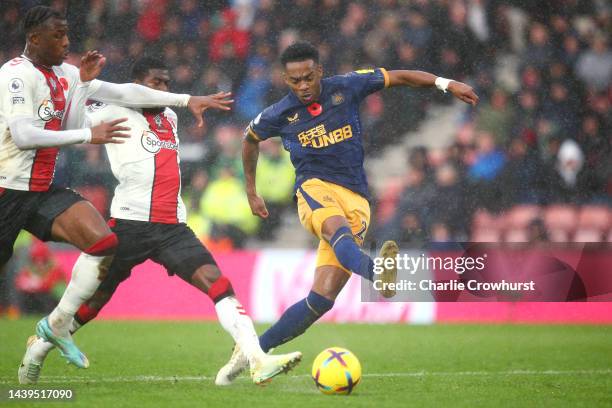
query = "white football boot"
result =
(215, 344, 249, 386)
(250, 351, 302, 385)
(215, 344, 302, 386)
(18, 336, 45, 384)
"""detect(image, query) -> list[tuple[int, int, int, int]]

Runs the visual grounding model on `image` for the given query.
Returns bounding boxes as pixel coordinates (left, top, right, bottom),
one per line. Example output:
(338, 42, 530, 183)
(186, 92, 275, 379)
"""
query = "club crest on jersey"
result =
(332, 92, 344, 105)
(87, 101, 107, 112)
(8, 78, 24, 93)
(141, 131, 178, 154)
(154, 114, 163, 128)
(37, 99, 63, 122)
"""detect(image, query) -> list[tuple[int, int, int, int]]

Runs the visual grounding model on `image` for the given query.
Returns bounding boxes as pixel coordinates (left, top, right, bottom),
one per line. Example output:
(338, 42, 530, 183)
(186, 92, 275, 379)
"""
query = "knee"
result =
(307, 291, 334, 317)
(84, 233, 118, 256)
(192, 265, 221, 286)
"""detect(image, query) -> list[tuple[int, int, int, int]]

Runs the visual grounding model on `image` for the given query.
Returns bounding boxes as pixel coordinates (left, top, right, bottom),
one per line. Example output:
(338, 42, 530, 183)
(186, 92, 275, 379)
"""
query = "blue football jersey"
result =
(246, 68, 389, 199)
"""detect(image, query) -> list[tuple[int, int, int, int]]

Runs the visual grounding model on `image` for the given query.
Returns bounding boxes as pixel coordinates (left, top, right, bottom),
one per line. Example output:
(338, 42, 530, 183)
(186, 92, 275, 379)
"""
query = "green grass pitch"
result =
(1, 319, 611, 407)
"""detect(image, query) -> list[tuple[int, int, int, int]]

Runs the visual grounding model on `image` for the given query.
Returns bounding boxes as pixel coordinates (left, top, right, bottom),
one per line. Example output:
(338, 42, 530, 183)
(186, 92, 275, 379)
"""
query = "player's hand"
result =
(247, 193, 269, 219)
(90, 118, 131, 144)
(187, 92, 233, 128)
(448, 81, 479, 106)
(79, 50, 106, 82)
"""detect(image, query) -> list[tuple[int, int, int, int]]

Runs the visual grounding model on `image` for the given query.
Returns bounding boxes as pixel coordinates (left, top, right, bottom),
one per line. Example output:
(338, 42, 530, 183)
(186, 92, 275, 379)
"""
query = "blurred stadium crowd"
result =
(0, 0, 610, 251)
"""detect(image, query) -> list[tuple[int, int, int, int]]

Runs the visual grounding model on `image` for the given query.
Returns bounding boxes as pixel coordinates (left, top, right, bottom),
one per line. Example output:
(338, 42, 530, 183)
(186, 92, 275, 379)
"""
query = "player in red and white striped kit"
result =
(18, 57, 302, 386)
(2, 6, 233, 371)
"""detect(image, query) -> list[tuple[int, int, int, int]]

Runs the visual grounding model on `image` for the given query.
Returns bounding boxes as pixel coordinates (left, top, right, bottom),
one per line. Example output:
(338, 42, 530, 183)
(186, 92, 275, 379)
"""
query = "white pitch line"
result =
(0, 369, 610, 384)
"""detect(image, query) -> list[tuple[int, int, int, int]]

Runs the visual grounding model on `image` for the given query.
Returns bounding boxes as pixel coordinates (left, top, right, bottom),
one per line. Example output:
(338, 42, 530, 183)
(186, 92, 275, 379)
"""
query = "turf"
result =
(0, 319, 610, 407)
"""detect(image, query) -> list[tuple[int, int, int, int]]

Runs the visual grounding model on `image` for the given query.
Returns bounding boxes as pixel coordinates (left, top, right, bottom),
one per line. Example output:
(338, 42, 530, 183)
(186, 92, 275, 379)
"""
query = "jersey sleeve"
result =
(343, 68, 390, 101)
(0, 67, 37, 119)
(245, 106, 280, 141)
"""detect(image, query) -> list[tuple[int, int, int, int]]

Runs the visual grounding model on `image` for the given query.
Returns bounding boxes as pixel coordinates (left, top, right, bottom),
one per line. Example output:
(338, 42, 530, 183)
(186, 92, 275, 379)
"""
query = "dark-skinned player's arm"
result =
(242, 130, 269, 219)
(386, 70, 479, 106)
(77, 50, 234, 129)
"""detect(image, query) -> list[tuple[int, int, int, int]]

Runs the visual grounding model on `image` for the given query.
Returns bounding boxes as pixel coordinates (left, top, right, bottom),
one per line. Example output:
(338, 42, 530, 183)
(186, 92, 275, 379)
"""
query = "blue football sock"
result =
(259, 291, 333, 353)
(329, 226, 375, 281)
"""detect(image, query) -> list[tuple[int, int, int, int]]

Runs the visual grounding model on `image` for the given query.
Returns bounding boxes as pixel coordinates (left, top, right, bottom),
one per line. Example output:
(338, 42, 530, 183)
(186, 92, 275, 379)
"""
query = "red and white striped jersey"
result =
(86, 102, 186, 224)
(0, 56, 98, 191)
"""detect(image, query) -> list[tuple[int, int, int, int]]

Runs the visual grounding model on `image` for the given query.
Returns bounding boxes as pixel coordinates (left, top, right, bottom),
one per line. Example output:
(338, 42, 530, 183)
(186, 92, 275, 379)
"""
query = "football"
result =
(311, 347, 362, 395)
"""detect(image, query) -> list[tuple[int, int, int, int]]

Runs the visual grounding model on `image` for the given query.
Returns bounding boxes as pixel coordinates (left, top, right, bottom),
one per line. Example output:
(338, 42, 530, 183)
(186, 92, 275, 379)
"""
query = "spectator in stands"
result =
(475, 88, 514, 145)
(542, 139, 593, 204)
(498, 137, 543, 206)
(575, 35, 612, 92)
(209, 125, 244, 180)
(14, 241, 66, 315)
(397, 211, 428, 247)
(381, 168, 435, 243)
(468, 131, 506, 210)
(255, 141, 295, 239)
(429, 164, 469, 238)
(235, 58, 271, 121)
(209, 8, 250, 63)
(527, 218, 550, 244)
(200, 166, 259, 248)
(522, 23, 555, 69)
(468, 131, 506, 182)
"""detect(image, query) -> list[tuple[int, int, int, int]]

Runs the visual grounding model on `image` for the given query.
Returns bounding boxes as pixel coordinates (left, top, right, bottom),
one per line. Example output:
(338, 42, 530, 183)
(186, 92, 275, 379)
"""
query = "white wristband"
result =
(435, 77, 452, 93)
(178, 94, 191, 108)
(83, 128, 92, 143)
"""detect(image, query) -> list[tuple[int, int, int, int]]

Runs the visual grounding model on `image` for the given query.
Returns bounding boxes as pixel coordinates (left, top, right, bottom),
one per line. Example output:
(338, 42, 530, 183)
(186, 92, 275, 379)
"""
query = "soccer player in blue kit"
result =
(215, 41, 479, 385)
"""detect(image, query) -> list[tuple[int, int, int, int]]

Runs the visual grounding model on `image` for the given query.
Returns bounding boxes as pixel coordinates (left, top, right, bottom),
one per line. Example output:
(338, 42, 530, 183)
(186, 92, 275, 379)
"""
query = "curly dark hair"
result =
(280, 41, 319, 66)
(22, 6, 65, 35)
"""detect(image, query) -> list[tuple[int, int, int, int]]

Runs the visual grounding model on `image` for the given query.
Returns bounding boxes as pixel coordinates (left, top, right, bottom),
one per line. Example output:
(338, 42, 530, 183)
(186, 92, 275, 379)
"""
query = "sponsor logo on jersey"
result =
(11, 96, 25, 104)
(37, 99, 64, 122)
(297, 124, 353, 149)
(8, 78, 24, 93)
(331, 92, 344, 105)
(141, 131, 178, 154)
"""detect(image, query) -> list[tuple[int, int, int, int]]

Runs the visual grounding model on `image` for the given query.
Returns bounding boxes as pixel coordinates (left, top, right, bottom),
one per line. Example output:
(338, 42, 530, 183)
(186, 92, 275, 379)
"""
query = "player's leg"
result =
(154, 224, 301, 385)
(257, 180, 397, 351)
(259, 262, 347, 353)
(216, 257, 347, 386)
(0, 188, 37, 270)
(19, 219, 148, 384)
(18, 273, 128, 384)
(320, 214, 399, 297)
(27, 194, 118, 368)
(296, 179, 398, 289)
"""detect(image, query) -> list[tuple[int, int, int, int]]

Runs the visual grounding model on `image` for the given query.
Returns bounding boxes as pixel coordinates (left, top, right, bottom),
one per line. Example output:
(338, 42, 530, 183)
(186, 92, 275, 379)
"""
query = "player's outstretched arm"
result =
(187, 92, 233, 128)
(386, 70, 479, 106)
(9, 116, 129, 150)
(243, 134, 269, 219)
(87, 83, 233, 127)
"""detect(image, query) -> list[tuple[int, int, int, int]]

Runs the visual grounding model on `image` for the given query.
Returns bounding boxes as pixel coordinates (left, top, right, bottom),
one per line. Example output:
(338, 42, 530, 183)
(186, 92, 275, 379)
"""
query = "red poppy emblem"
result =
(307, 103, 323, 116)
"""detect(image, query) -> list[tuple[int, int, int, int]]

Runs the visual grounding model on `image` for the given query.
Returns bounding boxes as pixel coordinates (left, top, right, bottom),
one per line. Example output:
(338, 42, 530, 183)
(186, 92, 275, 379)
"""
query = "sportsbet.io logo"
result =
(37, 99, 63, 122)
(141, 131, 178, 154)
